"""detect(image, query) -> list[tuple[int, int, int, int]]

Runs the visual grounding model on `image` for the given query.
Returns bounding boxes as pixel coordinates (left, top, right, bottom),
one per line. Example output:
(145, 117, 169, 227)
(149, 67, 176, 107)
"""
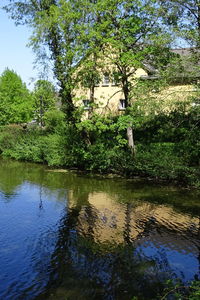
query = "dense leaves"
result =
(0, 69, 33, 125)
(159, 0, 200, 47)
(0, 99, 199, 187)
(33, 79, 57, 126)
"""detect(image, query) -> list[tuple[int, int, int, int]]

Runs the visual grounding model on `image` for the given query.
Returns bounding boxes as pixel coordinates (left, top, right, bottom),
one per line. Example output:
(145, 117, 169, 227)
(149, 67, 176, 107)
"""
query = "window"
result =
(82, 99, 90, 110)
(112, 72, 119, 86)
(102, 73, 110, 86)
(94, 78, 100, 87)
(119, 99, 127, 110)
(111, 78, 118, 86)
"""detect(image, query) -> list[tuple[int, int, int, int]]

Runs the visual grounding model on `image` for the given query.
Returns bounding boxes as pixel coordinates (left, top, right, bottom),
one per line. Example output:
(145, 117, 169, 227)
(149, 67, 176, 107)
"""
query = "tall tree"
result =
(0, 69, 33, 125)
(4, 0, 174, 152)
(86, 0, 173, 153)
(4, 0, 89, 122)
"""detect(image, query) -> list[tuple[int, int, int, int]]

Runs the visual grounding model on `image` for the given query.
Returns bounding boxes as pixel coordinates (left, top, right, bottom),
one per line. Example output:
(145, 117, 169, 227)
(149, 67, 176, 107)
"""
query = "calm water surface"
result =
(0, 158, 199, 300)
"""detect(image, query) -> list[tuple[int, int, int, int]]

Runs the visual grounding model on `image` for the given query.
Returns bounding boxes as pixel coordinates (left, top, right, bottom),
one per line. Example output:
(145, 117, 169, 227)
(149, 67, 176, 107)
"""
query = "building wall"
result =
(74, 68, 148, 115)
(74, 67, 198, 116)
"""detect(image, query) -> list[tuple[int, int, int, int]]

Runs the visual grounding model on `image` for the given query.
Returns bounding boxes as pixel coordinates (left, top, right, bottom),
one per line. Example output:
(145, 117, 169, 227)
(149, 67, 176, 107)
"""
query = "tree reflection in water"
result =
(0, 158, 200, 300)
(38, 203, 175, 300)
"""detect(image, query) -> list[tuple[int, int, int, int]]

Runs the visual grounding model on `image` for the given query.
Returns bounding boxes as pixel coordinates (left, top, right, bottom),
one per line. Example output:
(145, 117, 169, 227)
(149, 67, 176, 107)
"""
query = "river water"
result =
(0, 158, 199, 300)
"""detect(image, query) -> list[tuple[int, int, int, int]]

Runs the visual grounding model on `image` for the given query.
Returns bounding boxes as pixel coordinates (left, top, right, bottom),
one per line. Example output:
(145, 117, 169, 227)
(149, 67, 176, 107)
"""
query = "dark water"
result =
(0, 158, 199, 300)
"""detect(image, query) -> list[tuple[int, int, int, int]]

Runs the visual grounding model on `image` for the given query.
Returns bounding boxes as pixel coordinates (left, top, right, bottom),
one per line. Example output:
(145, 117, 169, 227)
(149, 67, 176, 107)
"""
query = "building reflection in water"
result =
(45, 189, 200, 299)
(69, 190, 199, 250)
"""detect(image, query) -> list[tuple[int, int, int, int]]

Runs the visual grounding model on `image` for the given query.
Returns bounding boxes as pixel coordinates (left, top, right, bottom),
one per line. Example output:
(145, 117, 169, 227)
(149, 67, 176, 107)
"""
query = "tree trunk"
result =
(88, 52, 97, 119)
(60, 87, 76, 123)
(39, 95, 44, 126)
(88, 85, 95, 119)
(127, 125, 136, 156)
(197, 1, 200, 48)
(121, 73, 136, 156)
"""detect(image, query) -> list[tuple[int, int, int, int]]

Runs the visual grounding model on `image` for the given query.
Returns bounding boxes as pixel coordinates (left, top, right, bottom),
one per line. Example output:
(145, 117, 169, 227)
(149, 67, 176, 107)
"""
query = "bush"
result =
(40, 134, 66, 166)
(158, 280, 200, 300)
(0, 125, 23, 153)
(0, 110, 199, 188)
(0, 126, 43, 162)
(44, 109, 66, 134)
(132, 143, 199, 186)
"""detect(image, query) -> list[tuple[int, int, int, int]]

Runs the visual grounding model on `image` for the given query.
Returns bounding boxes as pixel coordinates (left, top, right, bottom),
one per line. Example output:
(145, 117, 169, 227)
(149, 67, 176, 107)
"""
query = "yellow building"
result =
(74, 48, 199, 116)
(75, 67, 148, 115)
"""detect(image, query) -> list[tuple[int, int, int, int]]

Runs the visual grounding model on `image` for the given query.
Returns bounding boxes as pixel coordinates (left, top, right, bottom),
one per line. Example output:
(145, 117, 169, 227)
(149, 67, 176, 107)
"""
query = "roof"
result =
(142, 47, 200, 81)
(171, 48, 195, 56)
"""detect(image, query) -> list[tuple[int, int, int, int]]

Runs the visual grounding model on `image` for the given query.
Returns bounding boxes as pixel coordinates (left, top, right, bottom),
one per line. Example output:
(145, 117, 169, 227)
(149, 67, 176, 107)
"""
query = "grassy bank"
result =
(0, 108, 199, 188)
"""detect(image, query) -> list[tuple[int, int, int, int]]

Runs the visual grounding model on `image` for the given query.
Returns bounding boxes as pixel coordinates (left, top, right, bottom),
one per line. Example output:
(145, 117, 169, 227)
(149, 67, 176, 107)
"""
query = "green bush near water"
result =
(0, 106, 199, 187)
(0, 127, 65, 166)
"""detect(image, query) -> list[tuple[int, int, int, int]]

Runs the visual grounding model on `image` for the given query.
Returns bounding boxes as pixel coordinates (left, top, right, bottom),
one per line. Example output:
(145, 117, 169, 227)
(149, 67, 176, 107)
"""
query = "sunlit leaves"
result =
(0, 69, 33, 125)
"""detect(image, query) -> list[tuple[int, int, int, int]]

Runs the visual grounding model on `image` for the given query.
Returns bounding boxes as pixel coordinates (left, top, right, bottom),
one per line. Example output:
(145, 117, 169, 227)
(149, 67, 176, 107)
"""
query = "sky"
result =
(0, 0, 40, 90)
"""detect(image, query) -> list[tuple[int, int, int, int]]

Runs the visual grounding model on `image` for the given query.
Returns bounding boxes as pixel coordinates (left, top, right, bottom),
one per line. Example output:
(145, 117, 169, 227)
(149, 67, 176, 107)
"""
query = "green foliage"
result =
(0, 125, 23, 152)
(0, 126, 43, 162)
(33, 80, 57, 126)
(4, 0, 88, 120)
(0, 69, 33, 125)
(0, 126, 66, 166)
(132, 143, 199, 186)
(4, 0, 174, 123)
(133, 104, 200, 167)
(44, 109, 66, 134)
(0, 102, 199, 187)
(39, 134, 67, 166)
(159, 0, 200, 47)
(159, 279, 200, 300)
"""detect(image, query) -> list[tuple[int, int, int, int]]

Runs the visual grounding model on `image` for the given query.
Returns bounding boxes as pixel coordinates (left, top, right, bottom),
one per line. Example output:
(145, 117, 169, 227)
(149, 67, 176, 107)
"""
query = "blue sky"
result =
(0, 1, 38, 89)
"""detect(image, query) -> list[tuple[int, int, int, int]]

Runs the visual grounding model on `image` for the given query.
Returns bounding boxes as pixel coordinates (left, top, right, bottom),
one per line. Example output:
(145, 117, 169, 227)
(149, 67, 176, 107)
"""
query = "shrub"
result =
(40, 134, 66, 166)
(44, 109, 66, 134)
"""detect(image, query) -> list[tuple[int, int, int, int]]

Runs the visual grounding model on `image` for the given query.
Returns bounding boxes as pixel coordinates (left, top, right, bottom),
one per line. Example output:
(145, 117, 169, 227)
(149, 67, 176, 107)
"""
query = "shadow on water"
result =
(0, 158, 200, 300)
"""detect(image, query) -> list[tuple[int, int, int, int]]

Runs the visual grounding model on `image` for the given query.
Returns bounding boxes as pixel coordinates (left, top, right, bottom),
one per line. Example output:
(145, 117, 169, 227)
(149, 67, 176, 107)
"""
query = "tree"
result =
(33, 79, 57, 126)
(4, 0, 92, 122)
(0, 68, 33, 125)
(159, 0, 200, 48)
(4, 0, 174, 153)
(85, 0, 173, 153)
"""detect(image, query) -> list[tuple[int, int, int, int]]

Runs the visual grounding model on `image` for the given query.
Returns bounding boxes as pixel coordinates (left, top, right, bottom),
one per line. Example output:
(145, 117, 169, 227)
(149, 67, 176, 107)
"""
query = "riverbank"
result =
(0, 117, 199, 188)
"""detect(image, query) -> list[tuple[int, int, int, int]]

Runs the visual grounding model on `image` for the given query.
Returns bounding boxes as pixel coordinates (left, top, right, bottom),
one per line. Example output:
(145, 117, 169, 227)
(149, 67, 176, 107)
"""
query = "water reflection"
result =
(44, 191, 200, 299)
(0, 158, 199, 300)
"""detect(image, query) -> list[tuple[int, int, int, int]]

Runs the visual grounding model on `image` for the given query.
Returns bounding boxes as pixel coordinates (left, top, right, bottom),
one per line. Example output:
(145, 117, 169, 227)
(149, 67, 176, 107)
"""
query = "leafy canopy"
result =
(0, 68, 33, 125)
